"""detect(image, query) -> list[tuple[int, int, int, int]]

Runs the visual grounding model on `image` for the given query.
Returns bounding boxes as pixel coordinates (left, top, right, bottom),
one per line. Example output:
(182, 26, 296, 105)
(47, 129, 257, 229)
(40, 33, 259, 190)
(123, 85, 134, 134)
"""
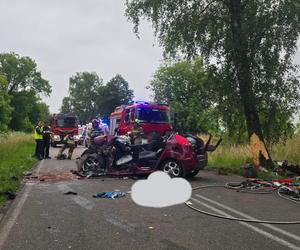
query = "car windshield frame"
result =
(136, 108, 171, 124)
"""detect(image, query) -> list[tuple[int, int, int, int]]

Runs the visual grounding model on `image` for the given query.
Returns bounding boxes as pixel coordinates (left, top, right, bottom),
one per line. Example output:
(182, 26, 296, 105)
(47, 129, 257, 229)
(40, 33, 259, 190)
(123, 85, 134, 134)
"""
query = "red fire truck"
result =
(109, 101, 172, 136)
(50, 113, 80, 147)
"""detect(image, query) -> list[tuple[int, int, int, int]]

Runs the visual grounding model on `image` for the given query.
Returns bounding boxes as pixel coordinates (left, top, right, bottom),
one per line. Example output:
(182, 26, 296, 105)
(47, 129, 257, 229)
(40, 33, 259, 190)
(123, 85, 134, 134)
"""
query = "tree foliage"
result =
(61, 97, 72, 114)
(61, 73, 134, 124)
(0, 52, 51, 132)
(0, 75, 12, 131)
(150, 58, 216, 133)
(66, 72, 103, 123)
(99, 74, 134, 115)
(0, 52, 51, 96)
(126, 0, 300, 166)
(9, 91, 51, 132)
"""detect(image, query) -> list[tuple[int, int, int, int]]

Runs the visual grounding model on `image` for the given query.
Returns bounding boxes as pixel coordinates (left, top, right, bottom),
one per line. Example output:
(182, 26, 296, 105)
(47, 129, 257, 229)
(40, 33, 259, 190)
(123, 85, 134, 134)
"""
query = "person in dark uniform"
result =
(34, 121, 44, 160)
(42, 123, 52, 159)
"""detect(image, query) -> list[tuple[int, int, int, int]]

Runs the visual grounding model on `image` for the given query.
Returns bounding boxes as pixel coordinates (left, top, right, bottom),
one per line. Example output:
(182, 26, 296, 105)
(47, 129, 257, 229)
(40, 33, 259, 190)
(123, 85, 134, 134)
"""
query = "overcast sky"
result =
(1, 0, 300, 115)
(0, 0, 163, 113)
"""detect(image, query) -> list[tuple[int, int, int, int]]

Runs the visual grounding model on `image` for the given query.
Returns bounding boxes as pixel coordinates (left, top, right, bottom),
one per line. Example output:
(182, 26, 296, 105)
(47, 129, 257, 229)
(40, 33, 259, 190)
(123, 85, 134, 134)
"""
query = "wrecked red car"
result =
(76, 132, 221, 178)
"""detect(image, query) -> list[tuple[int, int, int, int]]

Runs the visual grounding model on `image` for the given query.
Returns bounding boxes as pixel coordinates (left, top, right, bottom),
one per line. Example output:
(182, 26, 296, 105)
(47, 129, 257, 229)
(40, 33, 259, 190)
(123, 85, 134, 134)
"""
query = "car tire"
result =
(82, 154, 104, 172)
(161, 159, 185, 177)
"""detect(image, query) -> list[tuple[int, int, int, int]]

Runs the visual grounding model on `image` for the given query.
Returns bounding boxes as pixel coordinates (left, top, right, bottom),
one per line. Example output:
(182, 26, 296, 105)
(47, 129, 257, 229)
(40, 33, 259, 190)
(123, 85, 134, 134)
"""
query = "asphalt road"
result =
(0, 146, 299, 250)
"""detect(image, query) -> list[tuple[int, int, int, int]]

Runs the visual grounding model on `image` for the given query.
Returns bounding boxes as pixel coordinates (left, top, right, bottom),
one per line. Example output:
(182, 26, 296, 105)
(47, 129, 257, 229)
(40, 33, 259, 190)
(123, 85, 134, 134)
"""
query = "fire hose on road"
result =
(185, 181, 300, 225)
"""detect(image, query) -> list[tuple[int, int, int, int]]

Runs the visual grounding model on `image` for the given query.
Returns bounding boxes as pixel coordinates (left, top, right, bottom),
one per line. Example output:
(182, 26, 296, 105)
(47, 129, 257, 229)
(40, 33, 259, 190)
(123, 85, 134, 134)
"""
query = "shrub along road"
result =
(0, 147, 299, 250)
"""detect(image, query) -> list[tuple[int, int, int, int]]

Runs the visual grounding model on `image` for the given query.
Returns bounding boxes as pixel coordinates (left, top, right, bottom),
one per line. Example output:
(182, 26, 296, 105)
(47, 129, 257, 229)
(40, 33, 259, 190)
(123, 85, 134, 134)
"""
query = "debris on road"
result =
(242, 159, 300, 181)
(23, 171, 33, 176)
(24, 172, 83, 183)
(93, 191, 126, 199)
(71, 169, 105, 179)
(64, 191, 78, 195)
(70, 169, 86, 177)
(215, 178, 300, 203)
(279, 160, 300, 176)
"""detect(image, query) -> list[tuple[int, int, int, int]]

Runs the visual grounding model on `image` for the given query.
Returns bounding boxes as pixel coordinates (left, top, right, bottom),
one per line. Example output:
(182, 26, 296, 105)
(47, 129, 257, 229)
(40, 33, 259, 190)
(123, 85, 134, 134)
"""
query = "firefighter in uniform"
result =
(128, 119, 144, 164)
(89, 119, 103, 138)
(57, 133, 76, 160)
(128, 119, 144, 145)
(34, 121, 44, 160)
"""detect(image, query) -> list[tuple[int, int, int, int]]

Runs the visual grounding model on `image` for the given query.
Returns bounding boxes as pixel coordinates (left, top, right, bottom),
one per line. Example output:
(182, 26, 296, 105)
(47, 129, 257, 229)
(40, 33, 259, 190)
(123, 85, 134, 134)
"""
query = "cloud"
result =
(131, 171, 192, 208)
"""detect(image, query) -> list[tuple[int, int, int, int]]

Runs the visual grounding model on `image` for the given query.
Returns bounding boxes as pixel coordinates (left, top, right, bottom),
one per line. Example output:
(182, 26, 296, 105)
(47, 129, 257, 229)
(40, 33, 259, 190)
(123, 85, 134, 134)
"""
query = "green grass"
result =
(270, 136, 300, 164)
(206, 135, 300, 176)
(0, 132, 37, 203)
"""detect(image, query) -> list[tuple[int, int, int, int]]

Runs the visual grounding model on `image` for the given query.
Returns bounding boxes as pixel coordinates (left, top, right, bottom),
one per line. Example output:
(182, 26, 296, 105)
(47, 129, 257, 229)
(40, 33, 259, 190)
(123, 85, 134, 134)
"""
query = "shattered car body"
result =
(76, 132, 221, 178)
(76, 132, 222, 178)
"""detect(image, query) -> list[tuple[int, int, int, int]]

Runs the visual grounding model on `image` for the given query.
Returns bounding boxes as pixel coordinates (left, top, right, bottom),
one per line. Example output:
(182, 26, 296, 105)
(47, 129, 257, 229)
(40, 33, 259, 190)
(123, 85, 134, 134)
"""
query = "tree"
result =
(0, 53, 51, 96)
(9, 91, 35, 131)
(0, 75, 12, 131)
(60, 97, 73, 114)
(67, 72, 103, 123)
(99, 74, 134, 115)
(61, 73, 134, 123)
(29, 101, 51, 126)
(126, 0, 300, 168)
(0, 52, 52, 131)
(9, 91, 51, 132)
(150, 58, 217, 133)
(296, 122, 300, 135)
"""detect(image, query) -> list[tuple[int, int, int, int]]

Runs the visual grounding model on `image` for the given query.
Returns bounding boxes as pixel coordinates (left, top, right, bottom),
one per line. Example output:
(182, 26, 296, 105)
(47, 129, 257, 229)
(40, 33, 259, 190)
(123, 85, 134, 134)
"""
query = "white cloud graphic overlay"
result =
(131, 171, 192, 208)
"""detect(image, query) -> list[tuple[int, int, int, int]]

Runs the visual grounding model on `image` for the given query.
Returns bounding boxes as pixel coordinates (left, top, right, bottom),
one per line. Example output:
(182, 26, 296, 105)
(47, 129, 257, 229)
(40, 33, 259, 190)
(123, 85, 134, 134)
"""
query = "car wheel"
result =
(83, 154, 103, 172)
(161, 160, 184, 177)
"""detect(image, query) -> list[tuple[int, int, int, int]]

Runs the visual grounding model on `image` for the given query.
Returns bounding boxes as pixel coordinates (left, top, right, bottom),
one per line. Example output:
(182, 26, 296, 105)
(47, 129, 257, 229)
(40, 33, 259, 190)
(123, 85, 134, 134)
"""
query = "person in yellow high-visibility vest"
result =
(34, 121, 44, 160)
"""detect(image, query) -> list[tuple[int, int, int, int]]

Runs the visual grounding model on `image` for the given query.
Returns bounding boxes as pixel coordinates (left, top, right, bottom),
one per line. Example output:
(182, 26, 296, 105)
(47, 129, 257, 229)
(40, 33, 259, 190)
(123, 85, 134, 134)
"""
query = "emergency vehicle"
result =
(109, 101, 172, 135)
(50, 113, 80, 147)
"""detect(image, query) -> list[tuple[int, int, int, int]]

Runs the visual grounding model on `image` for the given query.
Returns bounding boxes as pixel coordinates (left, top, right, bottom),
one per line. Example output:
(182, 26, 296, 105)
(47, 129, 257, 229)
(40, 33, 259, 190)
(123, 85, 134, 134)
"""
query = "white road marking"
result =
(191, 198, 300, 250)
(105, 214, 135, 233)
(0, 160, 44, 250)
(56, 183, 72, 193)
(72, 196, 94, 210)
(195, 194, 300, 243)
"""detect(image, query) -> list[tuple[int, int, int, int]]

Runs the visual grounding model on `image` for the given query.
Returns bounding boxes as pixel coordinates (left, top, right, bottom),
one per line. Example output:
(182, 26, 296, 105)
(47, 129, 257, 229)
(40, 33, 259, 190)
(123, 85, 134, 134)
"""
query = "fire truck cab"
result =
(50, 113, 80, 147)
(109, 101, 172, 136)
